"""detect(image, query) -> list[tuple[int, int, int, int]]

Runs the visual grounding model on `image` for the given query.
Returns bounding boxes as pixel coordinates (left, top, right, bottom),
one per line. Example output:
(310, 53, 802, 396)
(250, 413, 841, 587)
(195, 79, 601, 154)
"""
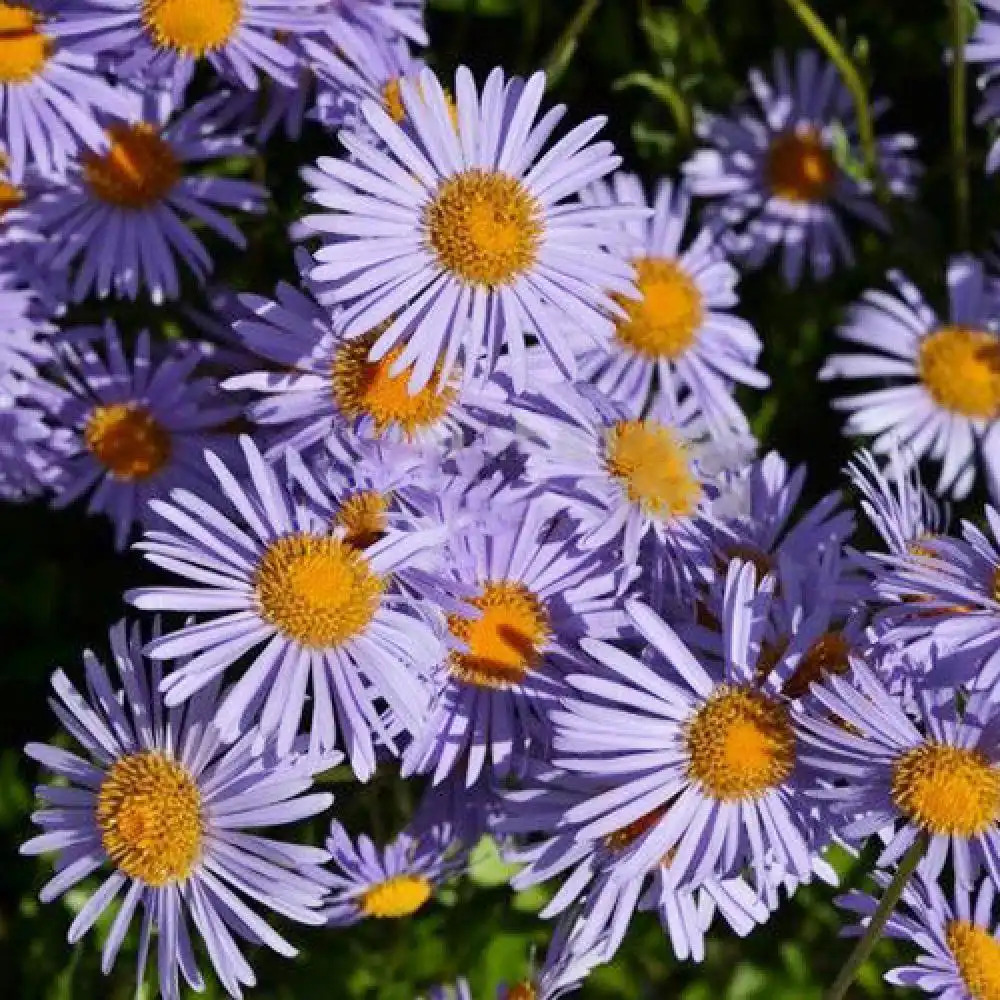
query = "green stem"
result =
(543, 0, 604, 88)
(824, 837, 925, 1000)
(781, 0, 883, 197)
(949, 0, 972, 250)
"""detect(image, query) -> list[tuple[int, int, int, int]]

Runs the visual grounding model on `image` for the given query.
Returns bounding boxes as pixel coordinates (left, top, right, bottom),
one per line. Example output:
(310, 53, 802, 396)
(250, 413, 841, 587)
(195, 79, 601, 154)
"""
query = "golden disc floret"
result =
(947, 920, 1000, 1000)
(0, 4, 51, 84)
(84, 403, 172, 481)
(83, 124, 181, 209)
(765, 128, 837, 203)
(614, 257, 704, 359)
(359, 874, 432, 918)
(141, 0, 241, 57)
(918, 326, 1000, 419)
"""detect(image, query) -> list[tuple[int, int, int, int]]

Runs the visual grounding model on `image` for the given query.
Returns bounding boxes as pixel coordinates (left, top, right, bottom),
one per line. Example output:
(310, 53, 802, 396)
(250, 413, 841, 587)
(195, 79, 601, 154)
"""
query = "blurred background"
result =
(4, 0, 981, 995)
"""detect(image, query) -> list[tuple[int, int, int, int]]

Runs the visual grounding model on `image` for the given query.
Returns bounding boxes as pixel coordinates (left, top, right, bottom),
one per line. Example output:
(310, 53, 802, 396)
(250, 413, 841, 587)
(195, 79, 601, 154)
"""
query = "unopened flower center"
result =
(84, 402, 172, 480)
(254, 533, 386, 648)
(360, 874, 432, 918)
(0, 4, 51, 83)
(782, 631, 851, 699)
(605, 419, 701, 519)
(686, 686, 796, 801)
(425, 168, 543, 288)
(141, 0, 241, 56)
(919, 326, 1000, 419)
(448, 581, 550, 689)
(614, 257, 704, 359)
(765, 128, 837, 203)
(335, 491, 390, 550)
(83, 124, 181, 209)
(947, 920, 1000, 1000)
(332, 330, 457, 437)
(96, 751, 202, 886)
(891, 743, 1000, 836)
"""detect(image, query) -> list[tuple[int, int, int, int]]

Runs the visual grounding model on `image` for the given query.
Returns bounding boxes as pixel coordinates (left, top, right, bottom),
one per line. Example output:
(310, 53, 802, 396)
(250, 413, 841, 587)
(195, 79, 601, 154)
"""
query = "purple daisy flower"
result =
(61, 0, 325, 91)
(0, 3, 128, 181)
(839, 872, 1000, 999)
(127, 435, 445, 780)
(801, 664, 1000, 888)
(683, 50, 920, 286)
(44, 322, 240, 550)
(0, 268, 53, 377)
(223, 269, 483, 465)
(820, 256, 1000, 500)
(499, 763, 772, 963)
(403, 490, 624, 786)
(29, 90, 266, 303)
(874, 506, 1000, 690)
(301, 65, 643, 392)
(20, 619, 335, 1000)
(329, 0, 427, 47)
(324, 820, 463, 926)
(554, 562, 816, 890)
(573, 172, 768, 437)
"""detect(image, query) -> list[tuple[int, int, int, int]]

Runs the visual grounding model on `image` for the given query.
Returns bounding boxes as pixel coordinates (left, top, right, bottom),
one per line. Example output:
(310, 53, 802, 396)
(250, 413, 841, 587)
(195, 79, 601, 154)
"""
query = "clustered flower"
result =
(10, 2, 1000, 999)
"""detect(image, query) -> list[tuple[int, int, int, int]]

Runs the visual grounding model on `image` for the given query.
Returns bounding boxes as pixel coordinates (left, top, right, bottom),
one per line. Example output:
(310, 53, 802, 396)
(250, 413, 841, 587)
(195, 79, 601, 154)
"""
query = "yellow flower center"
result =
(448, 581, 550, 689)
(947, 920, 1000, 1000)
(382, 76, 458, 127)
(605, 419, 701, 519)
(360, 874, 432, 918)
(96, 751, 202, 886)
(0, 176, 22, 217)
(84, 403, 172, 481)
(335, 490, 390, 550)
(425, 168, 543, 288)
(506, 984, 537, 1000)
(254, 533, 386, 648)
(890, 743, 1000, 836)
(83, 124, 181, 209)
(781, 631, 851, 699)
(686, 686, 796, 801)
(0, 4, 51, 84)
(613, 257, 704, 359)
(765, 128, 837, 203)
(918, 326, 1000, 419)
(332, 331, 457, 437)
(141, 0, 241, 56)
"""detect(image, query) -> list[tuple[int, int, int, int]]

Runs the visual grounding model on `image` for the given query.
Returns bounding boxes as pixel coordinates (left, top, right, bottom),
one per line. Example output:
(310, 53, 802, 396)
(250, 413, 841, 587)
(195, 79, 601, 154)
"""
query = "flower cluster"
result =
(11, 2, 1000, 999)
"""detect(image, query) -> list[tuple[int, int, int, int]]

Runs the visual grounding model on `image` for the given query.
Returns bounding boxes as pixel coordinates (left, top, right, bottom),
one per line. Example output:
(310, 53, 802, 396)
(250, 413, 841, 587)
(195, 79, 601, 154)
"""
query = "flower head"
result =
(20, 619, 335, 1000)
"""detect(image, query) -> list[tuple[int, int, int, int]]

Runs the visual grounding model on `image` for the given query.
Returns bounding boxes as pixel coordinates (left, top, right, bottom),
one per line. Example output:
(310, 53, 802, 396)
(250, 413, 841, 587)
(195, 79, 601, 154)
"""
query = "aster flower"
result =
(820, 256, 1000, 501)
(329, 0, 428, 47)
(403, 488, 624, 786)
(301, 65, 643, 392)
(62, 0, 325, 91)
(0, 268, 53, 377)
(20, 619, 335, 1000)
(874, 506, 1000, 690)
(554, 562, 816, 890)
(574, 172, 768, 437)
(44, 323, 240, 550)
(30, 91, 266, 303)
(324, 820, 463, 925)
(801, 664, 1000, 888)
(127, 435, 445, 780)
(0, 3, 128, 181)
(223, 270, 482, 465)
(684, 49, 919, 286)
(839, 872, 1000, 999)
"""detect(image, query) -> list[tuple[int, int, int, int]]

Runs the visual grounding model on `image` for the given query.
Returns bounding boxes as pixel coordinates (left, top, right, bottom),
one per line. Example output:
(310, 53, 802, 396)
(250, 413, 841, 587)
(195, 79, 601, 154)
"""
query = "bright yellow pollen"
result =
(96, 751, 202, 886)
(919, 326, 1000, 419)
(891, 743, 1000, 836)
(254, 533, 385, 648)
(448, 581, 550, 689)
(686, 686, 796, 801)
(947, 920, 1000, 1000)
(614, 257, 704, 359)
(83, 124, 181, 209)
(335, 491, 390, 551)
(141, 0, 241, 57)
(84, 403, 172, 481)
(332, 331, 456, 437)
(782, 631, 851, 699)
(425, 168, 543, 288)
(0, 4, 51, 84)
(766, 128, 837, 203)
(605, 419, 701, 519)
(359, 874, 432, 918)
